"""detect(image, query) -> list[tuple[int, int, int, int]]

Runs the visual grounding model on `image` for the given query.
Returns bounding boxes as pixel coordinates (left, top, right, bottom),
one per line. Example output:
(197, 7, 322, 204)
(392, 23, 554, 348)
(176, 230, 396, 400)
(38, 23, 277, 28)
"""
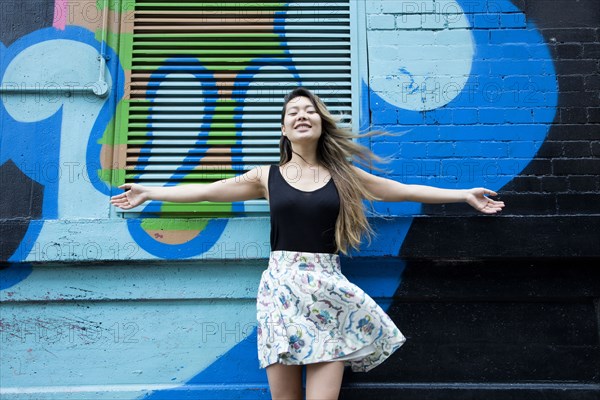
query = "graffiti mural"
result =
(1, 1, 558, 262)
(2, 0, 598, 398)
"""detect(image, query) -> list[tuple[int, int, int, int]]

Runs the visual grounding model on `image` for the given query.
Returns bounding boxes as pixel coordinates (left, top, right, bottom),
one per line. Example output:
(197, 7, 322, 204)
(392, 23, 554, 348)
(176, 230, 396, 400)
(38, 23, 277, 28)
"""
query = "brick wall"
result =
(346, 1, 600, 398)
(364, 0, 600, 257)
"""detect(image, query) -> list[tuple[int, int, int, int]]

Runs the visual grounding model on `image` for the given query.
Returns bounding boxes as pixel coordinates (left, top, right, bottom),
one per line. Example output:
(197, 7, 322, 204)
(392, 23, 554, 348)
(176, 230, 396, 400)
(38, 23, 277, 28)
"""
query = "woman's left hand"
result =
(465, 188, 505, 214)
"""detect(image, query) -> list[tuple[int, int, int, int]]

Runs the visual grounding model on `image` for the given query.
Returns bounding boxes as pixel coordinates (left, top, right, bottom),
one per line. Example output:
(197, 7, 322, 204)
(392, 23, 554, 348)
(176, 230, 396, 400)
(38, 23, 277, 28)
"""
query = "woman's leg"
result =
(305, 361, 345, 400)
(266, 363, 303, 400)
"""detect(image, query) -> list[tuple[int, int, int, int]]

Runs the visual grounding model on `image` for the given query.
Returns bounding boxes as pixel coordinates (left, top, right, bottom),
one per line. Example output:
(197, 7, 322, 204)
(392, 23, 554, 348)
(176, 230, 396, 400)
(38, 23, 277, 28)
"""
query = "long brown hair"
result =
(279, 87, 381, 254)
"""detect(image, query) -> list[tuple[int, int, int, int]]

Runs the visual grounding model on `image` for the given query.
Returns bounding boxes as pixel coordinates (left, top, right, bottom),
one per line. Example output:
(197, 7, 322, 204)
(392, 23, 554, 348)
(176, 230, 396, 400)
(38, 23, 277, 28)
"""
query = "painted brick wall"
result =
(1, 0, 599, 399)
(364, 0, 600, 260)
(352, 1, 600, 398)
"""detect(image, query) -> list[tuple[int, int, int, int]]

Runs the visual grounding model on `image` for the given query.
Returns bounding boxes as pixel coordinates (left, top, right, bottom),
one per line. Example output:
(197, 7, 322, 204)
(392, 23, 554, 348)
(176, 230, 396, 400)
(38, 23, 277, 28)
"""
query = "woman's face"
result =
(281, 96, 322, 144)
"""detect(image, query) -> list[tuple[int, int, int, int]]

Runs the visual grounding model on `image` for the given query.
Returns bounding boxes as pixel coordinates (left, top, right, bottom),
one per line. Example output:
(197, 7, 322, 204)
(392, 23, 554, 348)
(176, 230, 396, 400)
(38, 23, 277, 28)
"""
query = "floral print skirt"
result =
(256, 250, 406, 372)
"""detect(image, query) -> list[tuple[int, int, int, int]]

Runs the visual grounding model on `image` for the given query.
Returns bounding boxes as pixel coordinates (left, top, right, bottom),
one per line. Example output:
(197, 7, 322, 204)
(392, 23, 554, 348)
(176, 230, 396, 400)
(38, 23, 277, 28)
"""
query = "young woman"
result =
(111, 87, 505, 400)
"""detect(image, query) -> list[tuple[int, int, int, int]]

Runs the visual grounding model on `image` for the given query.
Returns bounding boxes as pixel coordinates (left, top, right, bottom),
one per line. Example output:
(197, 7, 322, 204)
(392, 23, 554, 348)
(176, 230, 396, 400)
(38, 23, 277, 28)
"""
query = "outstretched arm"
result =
(353, 167, 505, 214)
(111, 166, 268, 210)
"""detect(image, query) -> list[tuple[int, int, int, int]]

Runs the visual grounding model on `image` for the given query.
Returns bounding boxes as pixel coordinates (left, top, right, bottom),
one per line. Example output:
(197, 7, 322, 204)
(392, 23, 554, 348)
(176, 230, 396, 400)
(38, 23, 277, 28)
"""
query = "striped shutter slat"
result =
(121, 0, 354, 214)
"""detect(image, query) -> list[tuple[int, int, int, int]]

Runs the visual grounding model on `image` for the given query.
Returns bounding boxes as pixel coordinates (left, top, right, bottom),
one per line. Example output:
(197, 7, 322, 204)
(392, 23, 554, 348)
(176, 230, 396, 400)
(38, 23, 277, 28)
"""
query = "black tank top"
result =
(268, 164, 340, 254)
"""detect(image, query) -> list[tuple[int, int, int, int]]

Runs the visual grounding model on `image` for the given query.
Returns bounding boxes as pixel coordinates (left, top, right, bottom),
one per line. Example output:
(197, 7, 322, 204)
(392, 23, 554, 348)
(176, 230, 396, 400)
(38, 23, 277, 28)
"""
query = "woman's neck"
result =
(288, 143, 319, 167)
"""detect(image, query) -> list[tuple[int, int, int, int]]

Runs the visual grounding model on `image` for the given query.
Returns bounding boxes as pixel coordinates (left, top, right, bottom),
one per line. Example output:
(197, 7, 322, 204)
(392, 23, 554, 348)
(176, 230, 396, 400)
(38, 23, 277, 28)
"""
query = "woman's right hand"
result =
(110, 183, 149, 210)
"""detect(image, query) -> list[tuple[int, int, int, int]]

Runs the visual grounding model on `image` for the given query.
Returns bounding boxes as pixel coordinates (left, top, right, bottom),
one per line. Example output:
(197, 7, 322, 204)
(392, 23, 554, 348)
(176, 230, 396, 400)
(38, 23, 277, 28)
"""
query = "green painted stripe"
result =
(132, 49, 286, 55)
(129, 106, 239, 112)
(130, 65, 278, 71)
(132, 56, 350, 62)
(131, 57, 285, 66)
(124, 107, 152, 114)
(127, 139, 237, 145)
(127, 131, 245, 137)
(215, 100, 237, 106)
(211, 101, 238, 138)
(98, 168, 112, 185)
(134, 33, 282, 39)
(126, 173, 237, 180)
(106, 31, 124, 59)
(98, 0, 135, 12)
(134, 41, 285, 47)
(159, 202, 234, 214)
(118, 32, 134, 71)
(114, 100, 131, 145)
(140, 218, 209, 231)
(128, 123, 236, 129)
(183, 174, 237, 180)
(136, 2, 285, 8)
(132, 168, 243, 173)
(112, 168, 127, 187)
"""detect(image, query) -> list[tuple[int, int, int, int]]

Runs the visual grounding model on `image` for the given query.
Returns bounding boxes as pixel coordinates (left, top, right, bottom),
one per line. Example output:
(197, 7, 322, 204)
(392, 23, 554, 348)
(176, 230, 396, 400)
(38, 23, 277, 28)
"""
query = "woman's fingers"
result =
(481, 207, 498, 214)
(111, 197, 128, 205)
(475, 195, 504, 214)
(110, 183, 143, 210)
(111, 192, 127, 200)
(466, 188, 506, 214)
(484, 201, 505, 213)
(111, 199, 129, 208)
(111, 190, 134, 208)
(111, 198, 134, 210)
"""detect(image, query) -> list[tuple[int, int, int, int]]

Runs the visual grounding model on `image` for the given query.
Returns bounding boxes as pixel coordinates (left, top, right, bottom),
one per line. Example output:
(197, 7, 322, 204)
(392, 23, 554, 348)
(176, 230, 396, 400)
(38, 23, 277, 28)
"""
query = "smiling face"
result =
(281, 96, 323, 144)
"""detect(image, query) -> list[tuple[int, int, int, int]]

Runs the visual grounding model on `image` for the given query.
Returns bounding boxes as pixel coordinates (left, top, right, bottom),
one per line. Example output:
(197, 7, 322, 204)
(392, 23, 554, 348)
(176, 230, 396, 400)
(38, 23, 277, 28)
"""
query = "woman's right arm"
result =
(110, 166, 268, 210)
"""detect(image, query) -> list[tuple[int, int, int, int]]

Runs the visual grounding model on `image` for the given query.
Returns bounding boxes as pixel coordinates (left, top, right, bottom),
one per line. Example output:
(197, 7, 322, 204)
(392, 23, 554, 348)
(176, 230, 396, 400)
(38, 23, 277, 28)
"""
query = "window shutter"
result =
(118, 0, 355, 215)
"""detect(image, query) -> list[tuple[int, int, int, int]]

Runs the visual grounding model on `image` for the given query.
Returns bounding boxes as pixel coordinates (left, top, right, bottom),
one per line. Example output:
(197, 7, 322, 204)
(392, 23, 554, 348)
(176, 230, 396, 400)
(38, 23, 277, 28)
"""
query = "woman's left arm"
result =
(353, 167, 505, 214)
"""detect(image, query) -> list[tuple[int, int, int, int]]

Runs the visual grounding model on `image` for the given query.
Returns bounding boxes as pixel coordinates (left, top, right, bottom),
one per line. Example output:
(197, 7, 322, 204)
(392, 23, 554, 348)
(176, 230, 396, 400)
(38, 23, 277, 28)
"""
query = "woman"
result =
(111, 87, 504, 400)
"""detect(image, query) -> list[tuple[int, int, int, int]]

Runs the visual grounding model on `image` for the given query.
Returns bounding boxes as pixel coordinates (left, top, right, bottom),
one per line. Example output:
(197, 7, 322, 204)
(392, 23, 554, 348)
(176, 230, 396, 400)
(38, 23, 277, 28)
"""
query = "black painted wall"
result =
(343, 258, 600, 399)
(0, 0, 53, 261)
(0, 0, 55, 46)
